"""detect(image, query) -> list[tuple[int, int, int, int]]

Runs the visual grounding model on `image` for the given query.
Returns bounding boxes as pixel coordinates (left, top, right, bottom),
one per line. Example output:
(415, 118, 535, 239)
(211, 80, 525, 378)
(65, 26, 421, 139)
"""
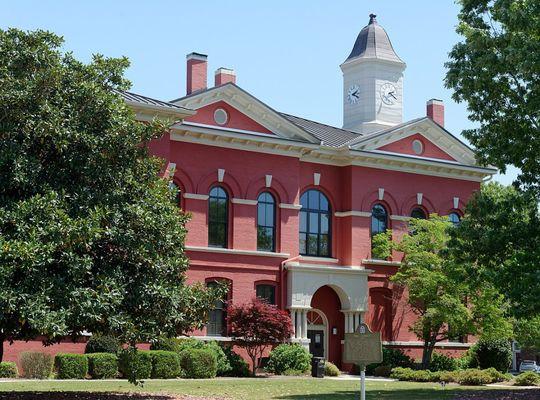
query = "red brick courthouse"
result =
(4, 15, 496, 369)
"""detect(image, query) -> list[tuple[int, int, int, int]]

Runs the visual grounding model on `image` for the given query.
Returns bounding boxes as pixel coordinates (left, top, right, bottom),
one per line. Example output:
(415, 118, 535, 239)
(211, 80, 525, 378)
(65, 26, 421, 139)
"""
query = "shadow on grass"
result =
(276, 388, 540, 400)
(0, 393, 174, 400)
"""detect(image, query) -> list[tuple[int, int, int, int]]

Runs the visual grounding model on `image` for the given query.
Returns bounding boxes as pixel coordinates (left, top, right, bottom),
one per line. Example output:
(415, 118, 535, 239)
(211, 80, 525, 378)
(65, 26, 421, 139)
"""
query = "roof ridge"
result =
(279, 112, 363, 136)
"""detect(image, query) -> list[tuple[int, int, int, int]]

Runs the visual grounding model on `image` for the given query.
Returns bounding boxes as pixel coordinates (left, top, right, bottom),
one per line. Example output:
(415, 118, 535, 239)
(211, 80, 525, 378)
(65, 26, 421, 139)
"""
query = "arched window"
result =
(206, 280, 228, 336)
(208, 186, 228, 248)
(371, 204, 388, 237)
(257, 192, 276, 252)
(256, 284, 276, 305)
(410, 207, 427, 219)
(448, 212, 461, 227)
(169, 182, 182, 207)
(299, 189, 331, 257)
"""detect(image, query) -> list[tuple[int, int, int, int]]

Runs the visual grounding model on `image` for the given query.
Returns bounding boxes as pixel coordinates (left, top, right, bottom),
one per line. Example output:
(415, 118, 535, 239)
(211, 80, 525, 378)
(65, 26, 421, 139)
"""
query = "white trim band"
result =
(183, 193, 209, 200)
(383, 340, 473, 348)
(390, 215, 411, 221)
(335, 211, 372, 218)
(279, 203, 302, 210)
(231, 198, 258, 205)
(186, 245, 290, 258)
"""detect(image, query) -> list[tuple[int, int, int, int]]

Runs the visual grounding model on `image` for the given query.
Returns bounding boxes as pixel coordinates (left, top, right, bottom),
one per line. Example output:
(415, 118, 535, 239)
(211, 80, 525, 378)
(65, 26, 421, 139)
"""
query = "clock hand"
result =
(389, 92, 397, 99)
(353, 91, 360, 98)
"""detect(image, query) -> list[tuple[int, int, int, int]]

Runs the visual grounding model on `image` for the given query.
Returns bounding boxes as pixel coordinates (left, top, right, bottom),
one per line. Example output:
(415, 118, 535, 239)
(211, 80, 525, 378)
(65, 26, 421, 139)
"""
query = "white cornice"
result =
(186, 245, 290, 258)
(231, 198, 258, 205)
(382, 341, 472, 348)
(183, 193, 209, 200)
(171, 123, 495, 183)
(285, 262, 373, 276)
(335, 211, 372, 218)
(362, 259, 402, 267)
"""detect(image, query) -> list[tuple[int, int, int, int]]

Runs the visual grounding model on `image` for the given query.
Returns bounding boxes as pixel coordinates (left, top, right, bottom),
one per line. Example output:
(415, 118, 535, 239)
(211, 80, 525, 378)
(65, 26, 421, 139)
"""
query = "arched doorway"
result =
(307, 309, 328, 358)
(310, 285, 344, 366)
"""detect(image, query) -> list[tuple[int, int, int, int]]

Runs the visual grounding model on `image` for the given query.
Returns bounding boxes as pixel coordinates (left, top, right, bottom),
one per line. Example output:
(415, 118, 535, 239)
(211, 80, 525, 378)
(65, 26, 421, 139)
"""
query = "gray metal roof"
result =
(118, 90, 193, 112)
(345, 14, 404, 64)
(280, 113, 362, 147)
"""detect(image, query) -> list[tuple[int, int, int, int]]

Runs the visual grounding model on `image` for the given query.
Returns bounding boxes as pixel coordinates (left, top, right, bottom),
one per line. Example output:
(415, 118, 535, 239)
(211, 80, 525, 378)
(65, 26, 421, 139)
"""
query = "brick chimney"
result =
(186, 52, 207, 95)
(214, 67, 236, 86)
(426, 99, 444, 127)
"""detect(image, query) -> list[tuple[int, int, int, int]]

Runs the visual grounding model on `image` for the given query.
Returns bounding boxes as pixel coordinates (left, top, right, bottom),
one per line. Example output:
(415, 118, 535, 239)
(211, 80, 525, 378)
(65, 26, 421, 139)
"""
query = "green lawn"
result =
(0, 378, 537, 400)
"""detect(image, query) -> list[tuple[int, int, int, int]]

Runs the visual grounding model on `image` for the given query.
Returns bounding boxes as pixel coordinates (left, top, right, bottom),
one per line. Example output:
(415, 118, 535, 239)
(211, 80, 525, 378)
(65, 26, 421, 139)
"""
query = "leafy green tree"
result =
(449, 182, 539, 319)
(445, 0, 540, 194)
(0, 29, 222, 364)
(449, 182, 540, 350)
(387, 215, 511, 369)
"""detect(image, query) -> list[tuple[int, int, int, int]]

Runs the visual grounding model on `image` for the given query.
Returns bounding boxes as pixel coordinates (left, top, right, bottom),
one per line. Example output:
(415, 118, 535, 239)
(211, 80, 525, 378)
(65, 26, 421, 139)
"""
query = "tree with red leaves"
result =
(227, 298, 293, 376)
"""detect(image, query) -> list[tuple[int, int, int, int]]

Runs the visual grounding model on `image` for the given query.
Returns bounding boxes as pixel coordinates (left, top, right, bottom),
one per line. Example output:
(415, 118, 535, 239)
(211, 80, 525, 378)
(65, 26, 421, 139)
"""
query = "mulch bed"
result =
(453, 389, 540, 400)
(0, 394, 224, 400)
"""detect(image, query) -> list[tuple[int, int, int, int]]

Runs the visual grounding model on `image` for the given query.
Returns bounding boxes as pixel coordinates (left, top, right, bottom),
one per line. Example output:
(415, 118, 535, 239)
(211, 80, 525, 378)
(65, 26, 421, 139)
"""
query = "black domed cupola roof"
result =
(345, 14, 404, 64)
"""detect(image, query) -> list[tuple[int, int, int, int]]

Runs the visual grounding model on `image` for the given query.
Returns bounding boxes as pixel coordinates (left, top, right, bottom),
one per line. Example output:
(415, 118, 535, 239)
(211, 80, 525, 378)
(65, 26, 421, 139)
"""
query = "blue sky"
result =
(2, 0, 517, 184)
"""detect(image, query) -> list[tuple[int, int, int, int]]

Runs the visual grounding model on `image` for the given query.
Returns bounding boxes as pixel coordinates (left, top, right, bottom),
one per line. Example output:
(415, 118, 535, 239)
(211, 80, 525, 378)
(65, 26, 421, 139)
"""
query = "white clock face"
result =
(347, 84, 360, 104)
(380, 83, 398, 105)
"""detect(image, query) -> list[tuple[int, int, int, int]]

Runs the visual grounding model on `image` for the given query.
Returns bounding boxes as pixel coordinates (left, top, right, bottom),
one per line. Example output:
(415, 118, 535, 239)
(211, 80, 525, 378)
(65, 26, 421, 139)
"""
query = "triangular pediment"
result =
(347, 118, 476, 165)
(171, 83, 320, 143)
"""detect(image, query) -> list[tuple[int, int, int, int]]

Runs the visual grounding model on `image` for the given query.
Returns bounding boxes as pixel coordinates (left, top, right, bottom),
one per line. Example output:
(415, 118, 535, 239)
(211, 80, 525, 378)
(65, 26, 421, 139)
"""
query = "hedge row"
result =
(0, 362, 18, 378)
(390, 367, 512, 385)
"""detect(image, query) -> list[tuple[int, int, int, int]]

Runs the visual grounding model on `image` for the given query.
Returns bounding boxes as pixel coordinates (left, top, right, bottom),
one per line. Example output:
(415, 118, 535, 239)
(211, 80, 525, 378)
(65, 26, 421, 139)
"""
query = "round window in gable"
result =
(412, 139, 424, 155)
(214, 108, 228, 125)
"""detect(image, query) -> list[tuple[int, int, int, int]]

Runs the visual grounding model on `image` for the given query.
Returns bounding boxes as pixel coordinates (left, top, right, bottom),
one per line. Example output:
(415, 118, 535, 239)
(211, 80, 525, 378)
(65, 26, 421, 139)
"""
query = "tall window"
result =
(410, 207, 427, 219)
(448, 212, 461, 227)
(208, 186, 228, 248)
(371, 204, 388, 237)
(299, 189, 331, 257)
(207, 280, 227, 336)
(257, 192, 276, 252)
(256, 284, 276, 305)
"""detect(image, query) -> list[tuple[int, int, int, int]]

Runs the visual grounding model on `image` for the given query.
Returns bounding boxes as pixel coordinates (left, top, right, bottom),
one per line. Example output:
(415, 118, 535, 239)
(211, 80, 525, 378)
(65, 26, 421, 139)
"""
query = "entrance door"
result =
(308, 329, 325, 358)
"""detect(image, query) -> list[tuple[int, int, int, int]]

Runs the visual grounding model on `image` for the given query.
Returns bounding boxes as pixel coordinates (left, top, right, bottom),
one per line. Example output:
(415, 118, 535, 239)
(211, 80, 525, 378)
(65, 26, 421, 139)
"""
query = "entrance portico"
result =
(285, 260, 372, 364)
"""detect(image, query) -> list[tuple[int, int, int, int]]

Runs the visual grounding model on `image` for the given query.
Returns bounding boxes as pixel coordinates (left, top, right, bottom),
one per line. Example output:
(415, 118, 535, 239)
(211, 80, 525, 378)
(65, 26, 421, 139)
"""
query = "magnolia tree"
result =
(227, 298, 293, 375)
(0, 29, 223, 368)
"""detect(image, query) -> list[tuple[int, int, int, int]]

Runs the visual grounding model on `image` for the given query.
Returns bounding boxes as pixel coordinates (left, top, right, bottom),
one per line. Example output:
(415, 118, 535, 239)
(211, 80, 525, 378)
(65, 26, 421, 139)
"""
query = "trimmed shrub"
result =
(266, 344, 311, 375)
(221, 346, 250, 377)
(439, 370, 460, 383)
(389, 367, 439, 382)
(85, 335, 120, 354)
(149, 350, 181, 379)
(118, 350, 152, 380)
(366, 348, 413, 375)
(373, 365, 392, 377)
(179, 348, 217, 379)
(484, 367, 510, 383)
(456, 349, 477, 370)
(87, 353, 118, 379)
(474, 338, 512, 372)
(176, 338, 231, 376)
(456, 369, 493, 385)
(150, 337, 184, 353)
(514, 371, 540, 386)
(0, 361, 18, 378)
(324, 361, 340, 377)
(55, 353, 88, 379)
(20, 351, 53, 379)
(429, 352, 458, 372)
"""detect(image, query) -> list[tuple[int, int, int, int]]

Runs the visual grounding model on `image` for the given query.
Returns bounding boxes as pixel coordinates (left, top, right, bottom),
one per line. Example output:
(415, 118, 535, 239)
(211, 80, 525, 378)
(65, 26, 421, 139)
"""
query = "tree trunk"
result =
(421, 337, 436, 370)
(250, 355, 257, 376)
(0, 335, 4, 363)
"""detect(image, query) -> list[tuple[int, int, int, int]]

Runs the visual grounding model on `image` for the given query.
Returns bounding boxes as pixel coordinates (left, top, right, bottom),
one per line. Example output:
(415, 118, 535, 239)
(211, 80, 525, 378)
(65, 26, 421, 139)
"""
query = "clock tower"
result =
(341, 14, 406, 134)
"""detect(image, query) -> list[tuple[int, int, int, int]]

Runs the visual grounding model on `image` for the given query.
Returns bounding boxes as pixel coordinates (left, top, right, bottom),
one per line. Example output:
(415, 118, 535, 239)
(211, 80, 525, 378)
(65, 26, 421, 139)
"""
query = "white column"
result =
(301, 310, 308, 339)
(291, 310, 297, 339)
(344, 312, 349, 333)
(348, 313, 354, 333)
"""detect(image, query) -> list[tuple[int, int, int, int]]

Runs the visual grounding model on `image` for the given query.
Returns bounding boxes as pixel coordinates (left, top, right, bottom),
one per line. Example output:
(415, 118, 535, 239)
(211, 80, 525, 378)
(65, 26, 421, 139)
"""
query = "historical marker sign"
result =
(343, 322, 382, 365)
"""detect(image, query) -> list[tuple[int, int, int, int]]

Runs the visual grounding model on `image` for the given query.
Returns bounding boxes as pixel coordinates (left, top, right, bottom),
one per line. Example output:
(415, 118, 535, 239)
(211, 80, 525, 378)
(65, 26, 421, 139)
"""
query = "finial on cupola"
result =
(369, 13, 377, 24)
